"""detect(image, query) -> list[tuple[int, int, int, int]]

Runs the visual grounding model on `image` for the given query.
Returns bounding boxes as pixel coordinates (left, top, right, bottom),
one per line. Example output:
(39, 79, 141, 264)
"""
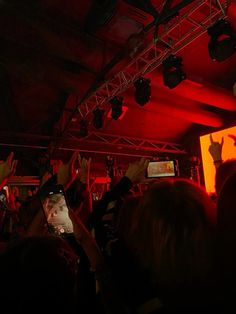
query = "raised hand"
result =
(228, 134, 236, 146)
(125, 157, 149, 183)
(208, 134, 224, 161)
(57, 152, 79, 190)
(78, 155, 91, 186)
(0, 152, 18, 189)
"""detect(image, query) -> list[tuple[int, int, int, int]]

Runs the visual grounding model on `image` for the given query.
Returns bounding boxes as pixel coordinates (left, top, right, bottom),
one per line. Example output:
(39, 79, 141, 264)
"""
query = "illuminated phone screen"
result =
(42, 189, 73, 235)
(147, 160, 176, 178)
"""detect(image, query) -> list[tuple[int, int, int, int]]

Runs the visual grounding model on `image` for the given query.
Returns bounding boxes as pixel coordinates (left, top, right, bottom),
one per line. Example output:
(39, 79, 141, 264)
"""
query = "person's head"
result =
(123, 178, 216, 289)
(116, 195, 141, 238)
(0, 236, 78, 314)
(217, 172, 236, 304)
(215, 159, 236, 195)
(218, 171, 236, 239)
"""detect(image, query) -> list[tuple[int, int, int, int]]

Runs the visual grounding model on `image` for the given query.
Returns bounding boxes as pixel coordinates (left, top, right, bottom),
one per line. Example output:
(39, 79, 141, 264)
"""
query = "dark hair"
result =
(217, 172, 236, 309)
(116, 196, 141, 238)
(0, 236, 78, 314)
(215, 159, 236, 195)
(124, 179, 216, 289)
(218, 171, 236, 234)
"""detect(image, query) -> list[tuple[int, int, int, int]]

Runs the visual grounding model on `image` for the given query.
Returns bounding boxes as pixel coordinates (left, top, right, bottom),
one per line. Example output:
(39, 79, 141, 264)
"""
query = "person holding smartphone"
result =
(41, 185, 74, 235)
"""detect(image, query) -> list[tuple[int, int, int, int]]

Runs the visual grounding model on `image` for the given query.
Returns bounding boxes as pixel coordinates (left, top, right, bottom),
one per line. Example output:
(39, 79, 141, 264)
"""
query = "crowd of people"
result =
(0, 135, 235, 313)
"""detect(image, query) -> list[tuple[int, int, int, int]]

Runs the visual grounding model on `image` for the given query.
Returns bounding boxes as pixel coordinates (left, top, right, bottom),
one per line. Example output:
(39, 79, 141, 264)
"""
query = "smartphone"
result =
(0, 190, 7, 205)
(147, 160, 178, 178)
(40, 185, 73, 235)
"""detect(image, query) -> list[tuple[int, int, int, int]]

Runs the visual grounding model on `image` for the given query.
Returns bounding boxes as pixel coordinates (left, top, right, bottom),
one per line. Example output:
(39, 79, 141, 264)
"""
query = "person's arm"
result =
(69, 210, 130, 314)
(77, 156, 93, 221)
(77, 189, 92, 223)
(65, 156, 92, 224)
(88, 157, 149, 229)
(79, 155, 91, 188)
(208, 134, 224, 169)
(57, 152, 79, 191)
(0, 152, 18, 190)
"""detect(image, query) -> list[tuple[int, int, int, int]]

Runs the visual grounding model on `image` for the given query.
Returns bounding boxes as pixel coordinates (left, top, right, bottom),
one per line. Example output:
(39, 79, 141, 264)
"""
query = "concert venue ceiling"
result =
(0, 0, 235, 164)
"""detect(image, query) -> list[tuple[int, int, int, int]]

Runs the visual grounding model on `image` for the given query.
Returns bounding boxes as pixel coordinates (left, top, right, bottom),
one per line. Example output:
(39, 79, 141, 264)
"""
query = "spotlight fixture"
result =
(109, 96, 123, 120)
(79, 119, 88, 137)
(208, 19, 236, 62)
(162, 54, 186, 89)
(134, 77, 151, 106)
(92, 107, 104, 129)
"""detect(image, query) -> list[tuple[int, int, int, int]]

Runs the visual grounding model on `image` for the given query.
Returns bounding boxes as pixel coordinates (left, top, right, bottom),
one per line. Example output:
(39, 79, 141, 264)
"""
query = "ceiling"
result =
(0, 0, 236, 162)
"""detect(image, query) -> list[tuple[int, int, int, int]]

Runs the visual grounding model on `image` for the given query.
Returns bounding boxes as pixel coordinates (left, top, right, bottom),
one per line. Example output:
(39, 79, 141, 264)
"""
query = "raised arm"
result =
(88, 157, 149, 230)
(69, 210, 130, 314)
(0, 152, 18, 190)
(57, 152, 79, 190)
(208, 134, 224, 169)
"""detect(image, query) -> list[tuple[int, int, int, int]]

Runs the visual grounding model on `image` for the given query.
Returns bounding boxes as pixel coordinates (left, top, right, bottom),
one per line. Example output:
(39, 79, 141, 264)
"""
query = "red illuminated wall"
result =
(200, 126, 236, 193)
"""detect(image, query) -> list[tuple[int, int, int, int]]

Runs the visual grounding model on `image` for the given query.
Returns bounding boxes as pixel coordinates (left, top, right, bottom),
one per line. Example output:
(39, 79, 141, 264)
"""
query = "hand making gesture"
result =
(208, 134, 224, 162)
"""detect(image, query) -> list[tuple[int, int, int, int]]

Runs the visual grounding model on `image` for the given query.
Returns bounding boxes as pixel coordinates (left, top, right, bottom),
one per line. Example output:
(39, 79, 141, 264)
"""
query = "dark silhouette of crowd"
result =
(0, 144, 235, 314)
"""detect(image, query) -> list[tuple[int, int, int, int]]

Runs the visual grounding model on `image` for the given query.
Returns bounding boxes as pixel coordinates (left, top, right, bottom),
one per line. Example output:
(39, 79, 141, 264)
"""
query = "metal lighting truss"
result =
(7, 176, 40, 186)
(67, 130, 186, 155)
(76, 0, 229, 119)
(0, 130, 185, 155)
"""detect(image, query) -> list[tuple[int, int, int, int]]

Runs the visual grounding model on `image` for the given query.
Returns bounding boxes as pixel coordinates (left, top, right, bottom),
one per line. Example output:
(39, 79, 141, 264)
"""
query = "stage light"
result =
(162, 54, 186, 89)
(208, 19, 236, 62)
(79, 119, 88, 137)
(109, 96, 123, 120)
(134, 77, 151, 106)
(92, 107, 104, 129)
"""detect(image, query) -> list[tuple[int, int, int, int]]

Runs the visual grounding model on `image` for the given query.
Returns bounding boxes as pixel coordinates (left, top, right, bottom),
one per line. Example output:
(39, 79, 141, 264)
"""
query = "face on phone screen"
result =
(147, 160, 177, 178)
(42, 190, 73, 235)
(0, 192, 7, 204)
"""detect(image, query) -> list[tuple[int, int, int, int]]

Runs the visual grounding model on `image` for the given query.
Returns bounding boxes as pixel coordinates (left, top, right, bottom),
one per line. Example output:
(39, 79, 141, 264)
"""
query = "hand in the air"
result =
(57, 152, 79, 190)
(208, 134, 224, 161)
(78, 155, 91, 186)
(0, 152, 18, 188)
(125, 157, 149, 183)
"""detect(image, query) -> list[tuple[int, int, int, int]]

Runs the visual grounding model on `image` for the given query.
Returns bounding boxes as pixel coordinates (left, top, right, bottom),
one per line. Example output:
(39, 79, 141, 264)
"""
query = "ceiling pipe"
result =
(125, 92, 223, 127)
(143, 102, 223, 127)
(151, 74, 236, 111)
(176, 80, 236, 111)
